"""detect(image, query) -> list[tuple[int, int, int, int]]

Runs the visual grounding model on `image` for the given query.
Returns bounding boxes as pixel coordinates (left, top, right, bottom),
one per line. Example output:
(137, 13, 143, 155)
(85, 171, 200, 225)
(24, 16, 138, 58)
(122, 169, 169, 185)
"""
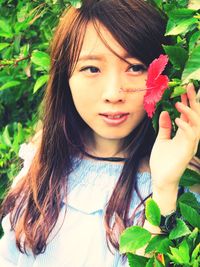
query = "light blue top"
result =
(0, 144, 199, 267)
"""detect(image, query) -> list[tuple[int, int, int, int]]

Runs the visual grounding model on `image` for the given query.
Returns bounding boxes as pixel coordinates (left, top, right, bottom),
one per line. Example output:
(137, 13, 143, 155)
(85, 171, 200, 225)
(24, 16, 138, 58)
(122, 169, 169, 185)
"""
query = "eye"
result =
(80, 66, 100, 73)
(128, 64, 147, 74)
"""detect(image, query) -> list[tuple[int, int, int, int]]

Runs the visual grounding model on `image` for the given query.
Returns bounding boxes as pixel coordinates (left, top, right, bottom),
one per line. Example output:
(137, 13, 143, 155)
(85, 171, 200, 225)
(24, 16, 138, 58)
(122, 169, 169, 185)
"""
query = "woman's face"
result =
(69, 22, 147, 153)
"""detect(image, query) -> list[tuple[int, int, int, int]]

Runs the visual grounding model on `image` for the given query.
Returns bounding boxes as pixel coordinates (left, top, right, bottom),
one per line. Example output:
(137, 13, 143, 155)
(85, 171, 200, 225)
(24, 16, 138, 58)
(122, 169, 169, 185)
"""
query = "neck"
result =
(81, 150, 127, 162)
(85, 131, 126, 158)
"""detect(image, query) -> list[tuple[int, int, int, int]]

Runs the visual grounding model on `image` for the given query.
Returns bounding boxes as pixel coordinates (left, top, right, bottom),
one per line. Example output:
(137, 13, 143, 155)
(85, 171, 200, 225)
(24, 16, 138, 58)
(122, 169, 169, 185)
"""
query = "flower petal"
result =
(143, 100, 156, 118)
(143, 54, 169, 118)
(145, 75, 169, 103)
(146, 54, 169, 87)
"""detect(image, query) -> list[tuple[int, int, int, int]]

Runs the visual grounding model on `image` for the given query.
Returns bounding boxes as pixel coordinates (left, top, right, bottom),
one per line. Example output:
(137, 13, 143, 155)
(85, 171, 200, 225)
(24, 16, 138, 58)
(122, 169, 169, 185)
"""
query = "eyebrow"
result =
(78, 53, 138, 62)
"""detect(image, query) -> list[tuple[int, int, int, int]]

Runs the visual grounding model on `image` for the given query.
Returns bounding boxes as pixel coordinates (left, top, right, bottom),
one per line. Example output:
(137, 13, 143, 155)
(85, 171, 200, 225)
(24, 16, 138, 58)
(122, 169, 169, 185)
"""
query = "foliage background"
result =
(0, 1, 200, 263)
(0, 0, 76, 201)
(0, 0, 81, 236)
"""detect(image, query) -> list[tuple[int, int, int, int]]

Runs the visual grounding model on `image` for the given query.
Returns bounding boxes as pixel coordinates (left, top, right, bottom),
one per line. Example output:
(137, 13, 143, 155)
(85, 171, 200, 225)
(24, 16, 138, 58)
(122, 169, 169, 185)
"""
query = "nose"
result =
(102, 74, 125, 104)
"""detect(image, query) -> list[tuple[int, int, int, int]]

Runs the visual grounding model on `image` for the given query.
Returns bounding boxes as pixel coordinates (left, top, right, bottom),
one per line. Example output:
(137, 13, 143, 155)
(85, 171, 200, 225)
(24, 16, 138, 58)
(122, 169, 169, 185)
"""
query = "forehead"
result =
(78, 22, 130, 60)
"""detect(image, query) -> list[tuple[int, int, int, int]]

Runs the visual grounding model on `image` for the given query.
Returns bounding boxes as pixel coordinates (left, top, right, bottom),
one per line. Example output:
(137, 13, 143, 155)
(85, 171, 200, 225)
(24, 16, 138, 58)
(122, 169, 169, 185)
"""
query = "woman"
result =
(0, 0, 199, 266)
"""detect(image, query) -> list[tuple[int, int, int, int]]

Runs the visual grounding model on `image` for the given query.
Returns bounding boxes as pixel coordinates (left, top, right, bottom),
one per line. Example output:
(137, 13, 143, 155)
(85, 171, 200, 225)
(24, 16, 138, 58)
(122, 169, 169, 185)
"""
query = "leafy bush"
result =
(0, 0, 79, 236)
(120, 192, 200, 267)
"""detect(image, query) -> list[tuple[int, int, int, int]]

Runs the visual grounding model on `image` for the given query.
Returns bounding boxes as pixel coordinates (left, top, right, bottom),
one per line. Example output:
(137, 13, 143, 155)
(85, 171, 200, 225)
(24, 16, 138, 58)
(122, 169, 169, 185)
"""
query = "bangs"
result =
(77, 0, 167, 66)
(66, 0, 167, 77)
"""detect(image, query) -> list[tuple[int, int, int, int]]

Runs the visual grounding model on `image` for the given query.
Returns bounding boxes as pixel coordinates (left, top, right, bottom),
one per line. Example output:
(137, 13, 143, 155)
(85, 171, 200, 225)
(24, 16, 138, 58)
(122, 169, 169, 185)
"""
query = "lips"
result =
(99, 112, 129, 126)
(100, 112, 129, 117)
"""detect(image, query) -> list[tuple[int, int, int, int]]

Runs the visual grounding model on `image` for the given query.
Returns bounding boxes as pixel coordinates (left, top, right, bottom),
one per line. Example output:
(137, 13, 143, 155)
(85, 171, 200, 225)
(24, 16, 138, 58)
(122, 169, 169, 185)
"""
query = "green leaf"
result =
(14, 35, 21, 54)
(163, 45, 188, 70)
(33, 74, 49, 93)
(179, 239, 190, 264)
(166, 17, 197, 36)
(171, 86, 186, 98)
(145, 235, 165, 254)
(21, 44, 30, 57)
(154, 257, 164, 267)
(178, 192, 200, 211)
(168, 247, 185, 264)
(182, 45, 200, 83)
(180, 203, 200, 228)
(0, 135, 7, 150)
(178, 0, 189, 8)
(168, 79, 182, 88)
(0, 81, 20, 91)
(192, 258, 200, 267)
(162, 100, 175, 114)
(2, 126, 12, 147)
(145, 198, 161, 226)
(70, 0, 82, 8)
(192, 243, 200, 262)
(145, 235, 173, 254)
(179, 168, 200, 186)
(0, 43, 10, 51)
(12, 123, 25, 153)
(31, 50, 50, 71)
(0, 20, 13, 38)
(17, 5, 28, 22)
(127, 253, 149, 267)
(120, 226, 151, 253)
(146, 257, 154, 267)
(169, 219, 191, 239)
(188, 227, 198, 243)
(168, 8, 195, 20)
(157, 238, 174, 254)
(147, 0, 162, 9)
(189, 31, 200, 53)
(187, 227, 199, 253)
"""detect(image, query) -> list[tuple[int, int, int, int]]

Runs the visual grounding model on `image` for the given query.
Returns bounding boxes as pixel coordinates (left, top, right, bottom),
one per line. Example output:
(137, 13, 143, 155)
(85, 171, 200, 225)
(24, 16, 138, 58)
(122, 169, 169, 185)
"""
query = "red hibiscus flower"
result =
(144, 54, 169, 118)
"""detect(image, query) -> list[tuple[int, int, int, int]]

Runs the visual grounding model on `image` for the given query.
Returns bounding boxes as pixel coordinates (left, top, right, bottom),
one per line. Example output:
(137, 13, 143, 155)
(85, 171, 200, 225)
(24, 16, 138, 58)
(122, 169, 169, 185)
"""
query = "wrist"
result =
(152, 180, 179, 192)
(152, 186, 178, 216)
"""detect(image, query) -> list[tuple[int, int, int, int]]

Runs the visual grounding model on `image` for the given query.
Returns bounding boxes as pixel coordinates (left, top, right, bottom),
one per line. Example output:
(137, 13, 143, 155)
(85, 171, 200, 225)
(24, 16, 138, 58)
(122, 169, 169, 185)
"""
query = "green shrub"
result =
(0, 0, 77, 236)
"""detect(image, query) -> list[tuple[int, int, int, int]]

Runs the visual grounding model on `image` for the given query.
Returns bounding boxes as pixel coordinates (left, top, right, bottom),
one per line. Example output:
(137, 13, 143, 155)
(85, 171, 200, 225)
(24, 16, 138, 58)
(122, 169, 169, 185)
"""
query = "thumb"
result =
(157, 111, 172, 140)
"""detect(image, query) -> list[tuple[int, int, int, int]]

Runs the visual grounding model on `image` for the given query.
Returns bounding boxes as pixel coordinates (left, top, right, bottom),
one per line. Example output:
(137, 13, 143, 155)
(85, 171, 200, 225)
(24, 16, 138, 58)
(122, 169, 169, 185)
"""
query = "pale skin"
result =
(150, 85, 200, 215)
(69, 22, 200, 250)
(69, 22, 147, 158)
(142, 86, 200, 255)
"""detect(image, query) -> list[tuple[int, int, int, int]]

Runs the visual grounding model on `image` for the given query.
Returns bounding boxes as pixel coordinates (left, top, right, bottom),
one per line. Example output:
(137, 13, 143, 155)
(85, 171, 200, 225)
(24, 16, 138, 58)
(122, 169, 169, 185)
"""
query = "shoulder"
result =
(12, 130, 42, 188)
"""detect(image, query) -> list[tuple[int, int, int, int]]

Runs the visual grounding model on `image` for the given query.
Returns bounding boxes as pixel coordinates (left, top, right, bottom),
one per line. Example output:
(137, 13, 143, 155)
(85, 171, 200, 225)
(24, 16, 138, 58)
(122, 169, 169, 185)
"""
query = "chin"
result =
(95, 129, 132, 140)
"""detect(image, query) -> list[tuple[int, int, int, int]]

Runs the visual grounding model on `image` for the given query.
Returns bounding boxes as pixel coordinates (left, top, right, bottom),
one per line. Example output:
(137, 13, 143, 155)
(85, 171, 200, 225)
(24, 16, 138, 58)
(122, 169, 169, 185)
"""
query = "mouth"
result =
(99, 112, 129, 126)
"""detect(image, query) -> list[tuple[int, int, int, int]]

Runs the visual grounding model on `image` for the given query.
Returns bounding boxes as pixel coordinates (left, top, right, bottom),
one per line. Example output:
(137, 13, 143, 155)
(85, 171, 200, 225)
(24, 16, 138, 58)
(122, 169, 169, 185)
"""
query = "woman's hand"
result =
(149, 84, 200, 212)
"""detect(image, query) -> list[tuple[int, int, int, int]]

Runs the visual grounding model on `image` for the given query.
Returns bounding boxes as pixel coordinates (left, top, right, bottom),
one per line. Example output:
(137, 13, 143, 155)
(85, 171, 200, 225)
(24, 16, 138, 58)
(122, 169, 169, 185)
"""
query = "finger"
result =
(175, 117, 197, 142)
(175, 117, 199, 155)
(175, 101, 200, 128)
(181, 93, 188, 105)
(186, 83, 200, 115)
(180, 93, 188, 122)
(157, 111, 172, 140)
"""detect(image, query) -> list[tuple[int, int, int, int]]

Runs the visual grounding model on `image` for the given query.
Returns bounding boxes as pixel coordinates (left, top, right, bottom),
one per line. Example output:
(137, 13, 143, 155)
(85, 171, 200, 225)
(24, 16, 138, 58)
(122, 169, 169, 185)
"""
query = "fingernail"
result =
(175, 101, 182, 107)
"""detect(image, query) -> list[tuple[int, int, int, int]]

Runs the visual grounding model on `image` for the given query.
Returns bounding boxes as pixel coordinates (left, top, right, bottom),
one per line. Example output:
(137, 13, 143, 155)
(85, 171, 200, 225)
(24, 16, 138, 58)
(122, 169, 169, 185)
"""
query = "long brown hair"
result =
(0, 0, 169, 255)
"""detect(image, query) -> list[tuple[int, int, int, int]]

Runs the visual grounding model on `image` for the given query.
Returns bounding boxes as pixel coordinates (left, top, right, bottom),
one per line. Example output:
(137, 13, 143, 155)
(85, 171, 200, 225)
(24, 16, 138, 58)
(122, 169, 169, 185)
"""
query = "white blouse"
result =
(1, 143, 196, 267)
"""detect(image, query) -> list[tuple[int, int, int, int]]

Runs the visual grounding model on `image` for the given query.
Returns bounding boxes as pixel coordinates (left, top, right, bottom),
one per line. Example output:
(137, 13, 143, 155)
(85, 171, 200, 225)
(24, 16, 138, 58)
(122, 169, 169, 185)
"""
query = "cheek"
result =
(130, 91, 145, 108)
(128, 92, 146, 121)
(69, 77, 95, 116)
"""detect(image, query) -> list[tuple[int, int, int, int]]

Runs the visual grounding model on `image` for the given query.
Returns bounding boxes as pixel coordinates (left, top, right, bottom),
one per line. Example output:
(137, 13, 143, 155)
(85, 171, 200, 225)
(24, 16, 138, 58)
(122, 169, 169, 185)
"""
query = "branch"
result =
(0, 55, 31, 69)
